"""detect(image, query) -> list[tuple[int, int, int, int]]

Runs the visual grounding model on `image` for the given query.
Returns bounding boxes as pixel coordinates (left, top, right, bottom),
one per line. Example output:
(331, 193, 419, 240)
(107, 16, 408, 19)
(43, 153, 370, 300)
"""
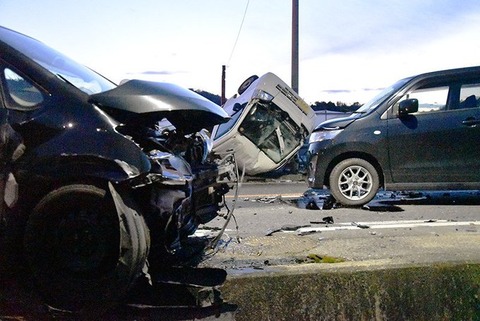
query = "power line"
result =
(226, 0, 250, 66)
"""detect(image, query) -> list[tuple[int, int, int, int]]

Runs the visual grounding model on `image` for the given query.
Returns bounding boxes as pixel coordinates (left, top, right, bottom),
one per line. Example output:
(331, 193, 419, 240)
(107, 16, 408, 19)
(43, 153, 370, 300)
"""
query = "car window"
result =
(2, 68, 44, 110)
(458, 83, 480, 109)
(406, 86, 449, 113)
(214, 104, 245, 140)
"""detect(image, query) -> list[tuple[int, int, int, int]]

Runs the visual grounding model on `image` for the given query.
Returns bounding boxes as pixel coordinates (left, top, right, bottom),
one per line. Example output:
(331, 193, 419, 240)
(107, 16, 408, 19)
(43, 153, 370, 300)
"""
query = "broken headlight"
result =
(252, 88, 274, 102)
(195, 129, 213, 164)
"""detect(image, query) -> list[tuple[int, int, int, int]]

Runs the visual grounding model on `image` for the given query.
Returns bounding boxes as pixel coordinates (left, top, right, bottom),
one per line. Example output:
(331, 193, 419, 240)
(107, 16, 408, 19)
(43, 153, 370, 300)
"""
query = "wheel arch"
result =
(14, 154, 149, 215)
(324, 152, 385, 189)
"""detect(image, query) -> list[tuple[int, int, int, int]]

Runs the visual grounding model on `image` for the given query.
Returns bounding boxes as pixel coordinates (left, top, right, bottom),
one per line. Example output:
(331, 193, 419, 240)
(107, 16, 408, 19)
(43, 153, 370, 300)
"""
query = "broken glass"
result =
(239, 101, 302, 163)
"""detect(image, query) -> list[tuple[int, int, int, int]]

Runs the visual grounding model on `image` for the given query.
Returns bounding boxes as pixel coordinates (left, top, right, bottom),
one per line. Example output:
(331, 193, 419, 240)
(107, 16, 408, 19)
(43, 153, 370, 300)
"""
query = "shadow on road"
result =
(297, 189, 480, 211)
(0, 271, 237, 320)
(0, 244, 237, 320)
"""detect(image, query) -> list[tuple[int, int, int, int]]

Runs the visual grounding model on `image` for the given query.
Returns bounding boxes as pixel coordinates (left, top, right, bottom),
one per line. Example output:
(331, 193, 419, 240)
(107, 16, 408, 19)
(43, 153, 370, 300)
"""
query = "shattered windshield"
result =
(239, 101, 302, 163)
(0, 27, 116, 94)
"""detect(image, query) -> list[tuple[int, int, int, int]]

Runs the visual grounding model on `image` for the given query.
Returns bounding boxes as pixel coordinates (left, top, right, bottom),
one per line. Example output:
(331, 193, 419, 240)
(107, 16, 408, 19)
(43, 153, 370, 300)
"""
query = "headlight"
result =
(252, 89, 274, 102)
(197, 129, 213, 163)
(308, 129, 343, 144)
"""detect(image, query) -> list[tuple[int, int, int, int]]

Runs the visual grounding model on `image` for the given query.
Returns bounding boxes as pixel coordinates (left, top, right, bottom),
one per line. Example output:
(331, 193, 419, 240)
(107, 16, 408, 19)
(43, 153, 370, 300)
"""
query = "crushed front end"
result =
(90, 80, 238, 266)
(126, 127, 236, 265)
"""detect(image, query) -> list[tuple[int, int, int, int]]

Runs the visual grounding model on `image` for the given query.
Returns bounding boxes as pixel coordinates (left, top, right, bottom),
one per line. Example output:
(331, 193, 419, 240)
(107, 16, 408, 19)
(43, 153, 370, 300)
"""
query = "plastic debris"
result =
(351, 222, 370, 229)
(265, 224, 311, 236)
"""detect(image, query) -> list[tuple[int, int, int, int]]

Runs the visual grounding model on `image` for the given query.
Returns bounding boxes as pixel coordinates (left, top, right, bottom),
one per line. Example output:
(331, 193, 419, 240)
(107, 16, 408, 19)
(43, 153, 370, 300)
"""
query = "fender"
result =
(11, 152, 151, 216)
(15, 153, 150, 183)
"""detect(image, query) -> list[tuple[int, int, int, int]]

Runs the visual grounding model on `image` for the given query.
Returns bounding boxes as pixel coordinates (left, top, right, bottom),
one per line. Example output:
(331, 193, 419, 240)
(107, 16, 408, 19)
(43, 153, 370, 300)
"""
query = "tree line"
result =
(192, 89, 362, 112)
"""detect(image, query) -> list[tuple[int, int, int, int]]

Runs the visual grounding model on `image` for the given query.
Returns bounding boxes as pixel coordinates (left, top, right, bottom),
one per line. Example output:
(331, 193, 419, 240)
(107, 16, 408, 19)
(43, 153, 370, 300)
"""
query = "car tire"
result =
(329, 158, 379, 206)
(24, 184, 149, 313)
(237, 75, 259, 95)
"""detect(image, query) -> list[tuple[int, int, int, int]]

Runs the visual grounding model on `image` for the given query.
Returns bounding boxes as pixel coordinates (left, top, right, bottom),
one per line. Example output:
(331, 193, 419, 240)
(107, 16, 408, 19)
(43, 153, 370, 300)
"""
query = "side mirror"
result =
(398, 98, 418, 115)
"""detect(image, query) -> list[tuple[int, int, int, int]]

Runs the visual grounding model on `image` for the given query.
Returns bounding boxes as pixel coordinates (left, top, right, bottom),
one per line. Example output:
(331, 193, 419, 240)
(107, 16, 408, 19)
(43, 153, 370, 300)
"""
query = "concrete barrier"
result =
(220, 262, 480, 321)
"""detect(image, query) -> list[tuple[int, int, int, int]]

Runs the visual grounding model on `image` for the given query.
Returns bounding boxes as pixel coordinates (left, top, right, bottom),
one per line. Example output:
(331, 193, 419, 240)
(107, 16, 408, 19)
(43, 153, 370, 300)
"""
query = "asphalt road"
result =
(200, 180, 480, 270)
(1, 180, 478, 320)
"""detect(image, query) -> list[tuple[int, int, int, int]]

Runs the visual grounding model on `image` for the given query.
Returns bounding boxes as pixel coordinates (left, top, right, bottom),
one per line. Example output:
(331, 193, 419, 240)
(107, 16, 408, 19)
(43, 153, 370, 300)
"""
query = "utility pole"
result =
(221, 65, 226, 105)
(291, 0, 299, 94)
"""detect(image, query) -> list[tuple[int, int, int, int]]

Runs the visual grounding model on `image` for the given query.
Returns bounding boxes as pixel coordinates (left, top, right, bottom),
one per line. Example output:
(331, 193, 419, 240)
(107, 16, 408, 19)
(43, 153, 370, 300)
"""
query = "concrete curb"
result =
(220, 262, 480, 321)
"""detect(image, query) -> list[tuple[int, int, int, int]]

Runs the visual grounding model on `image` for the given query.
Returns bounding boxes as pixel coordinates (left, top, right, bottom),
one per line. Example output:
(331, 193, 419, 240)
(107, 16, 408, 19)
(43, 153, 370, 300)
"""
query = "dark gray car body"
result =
(308, 66, 480, 204)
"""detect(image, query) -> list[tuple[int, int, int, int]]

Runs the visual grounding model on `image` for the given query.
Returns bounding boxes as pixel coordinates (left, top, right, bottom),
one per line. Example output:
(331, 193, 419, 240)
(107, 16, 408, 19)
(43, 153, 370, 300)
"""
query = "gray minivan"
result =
(307, 66, 480, 206)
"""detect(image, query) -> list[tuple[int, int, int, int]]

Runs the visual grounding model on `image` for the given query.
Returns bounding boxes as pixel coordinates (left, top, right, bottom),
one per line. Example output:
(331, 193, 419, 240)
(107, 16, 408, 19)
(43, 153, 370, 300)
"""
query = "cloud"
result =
(132, 70, 175, 76)
(321, 87, 384, 94)
(301, 0, 480, 58)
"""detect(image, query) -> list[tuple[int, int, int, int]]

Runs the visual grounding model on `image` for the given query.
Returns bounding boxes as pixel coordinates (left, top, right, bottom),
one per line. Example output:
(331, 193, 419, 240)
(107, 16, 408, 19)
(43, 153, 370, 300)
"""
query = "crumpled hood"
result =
(89, 79, 229, 133)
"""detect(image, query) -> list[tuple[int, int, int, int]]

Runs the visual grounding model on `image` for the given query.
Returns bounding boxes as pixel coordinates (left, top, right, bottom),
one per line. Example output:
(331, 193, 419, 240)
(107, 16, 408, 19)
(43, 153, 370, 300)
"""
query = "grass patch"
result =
(296, 253, 346, 264)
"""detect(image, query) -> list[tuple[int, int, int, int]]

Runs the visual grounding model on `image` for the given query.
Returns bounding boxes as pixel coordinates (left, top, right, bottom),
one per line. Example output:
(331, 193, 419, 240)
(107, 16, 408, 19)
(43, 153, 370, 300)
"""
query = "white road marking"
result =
(294, 220, 480, 234)
(199, 220, 480, 236)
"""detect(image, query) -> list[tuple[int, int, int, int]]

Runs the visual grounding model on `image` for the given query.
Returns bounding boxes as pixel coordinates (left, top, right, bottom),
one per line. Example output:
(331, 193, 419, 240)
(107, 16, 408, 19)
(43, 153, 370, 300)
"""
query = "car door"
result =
(386, 79, 480, 188)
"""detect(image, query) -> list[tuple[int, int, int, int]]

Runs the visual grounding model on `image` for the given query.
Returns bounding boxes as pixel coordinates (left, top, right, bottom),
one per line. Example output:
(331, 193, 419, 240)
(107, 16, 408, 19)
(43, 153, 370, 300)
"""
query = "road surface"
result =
(200, 181, 480, 270)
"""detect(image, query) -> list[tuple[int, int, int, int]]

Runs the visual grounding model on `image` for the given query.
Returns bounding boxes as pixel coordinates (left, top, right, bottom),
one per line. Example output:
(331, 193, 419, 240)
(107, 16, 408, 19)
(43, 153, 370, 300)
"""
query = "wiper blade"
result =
(56, 73, 75, 88)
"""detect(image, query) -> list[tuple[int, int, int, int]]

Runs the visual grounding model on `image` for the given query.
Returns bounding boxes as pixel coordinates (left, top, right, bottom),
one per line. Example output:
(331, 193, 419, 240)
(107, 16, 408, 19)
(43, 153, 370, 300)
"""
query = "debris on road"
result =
(297, 229, 321, 236)
(296, 189, 336, 210)
(351, 222, 370, 229)
(310, 216, 334, 225)
(256, 196, 277, 204)
(265, 224, 311, 236)
(247, 195, 293, 205)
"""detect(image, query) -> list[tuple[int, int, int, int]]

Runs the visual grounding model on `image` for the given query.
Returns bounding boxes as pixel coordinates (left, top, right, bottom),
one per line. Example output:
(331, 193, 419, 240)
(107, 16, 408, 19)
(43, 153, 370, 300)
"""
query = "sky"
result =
(1, 0, 480, 105)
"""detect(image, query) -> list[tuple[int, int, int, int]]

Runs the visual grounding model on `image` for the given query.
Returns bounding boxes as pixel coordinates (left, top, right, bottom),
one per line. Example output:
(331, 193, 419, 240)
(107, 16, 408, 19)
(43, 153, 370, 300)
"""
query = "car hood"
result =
(314, 114, 359, 131)
(89, 80, 229, 133)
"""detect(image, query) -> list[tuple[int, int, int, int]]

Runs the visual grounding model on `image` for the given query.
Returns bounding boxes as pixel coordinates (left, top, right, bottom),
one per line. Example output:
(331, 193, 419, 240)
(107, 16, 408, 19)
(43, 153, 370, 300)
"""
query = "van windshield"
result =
(239, 101, 302, 163)
(355, 77, 411, 114)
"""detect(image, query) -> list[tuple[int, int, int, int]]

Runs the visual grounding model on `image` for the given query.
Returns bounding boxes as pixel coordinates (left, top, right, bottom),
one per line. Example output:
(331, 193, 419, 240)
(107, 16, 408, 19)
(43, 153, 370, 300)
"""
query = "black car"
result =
(307, 66, 480, 206)
(0, 26, 237, 311)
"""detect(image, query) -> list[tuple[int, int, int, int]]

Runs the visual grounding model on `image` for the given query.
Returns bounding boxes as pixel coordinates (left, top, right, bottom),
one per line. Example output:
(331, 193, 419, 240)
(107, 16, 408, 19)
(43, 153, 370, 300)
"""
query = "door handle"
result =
(462, 117, 480, 126)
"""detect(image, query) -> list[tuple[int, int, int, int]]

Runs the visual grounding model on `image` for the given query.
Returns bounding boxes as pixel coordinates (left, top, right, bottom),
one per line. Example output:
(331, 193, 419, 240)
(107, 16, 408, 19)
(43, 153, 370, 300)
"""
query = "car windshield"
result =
(355, 77, 411, 114)
(0, 27, 116, 94)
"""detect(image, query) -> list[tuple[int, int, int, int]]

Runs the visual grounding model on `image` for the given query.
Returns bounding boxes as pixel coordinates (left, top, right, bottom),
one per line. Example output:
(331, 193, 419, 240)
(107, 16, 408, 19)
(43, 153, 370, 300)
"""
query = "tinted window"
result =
(396, 79, 480, 114)
(407, 86, 449, 113)
(459, 83, 480, 109)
